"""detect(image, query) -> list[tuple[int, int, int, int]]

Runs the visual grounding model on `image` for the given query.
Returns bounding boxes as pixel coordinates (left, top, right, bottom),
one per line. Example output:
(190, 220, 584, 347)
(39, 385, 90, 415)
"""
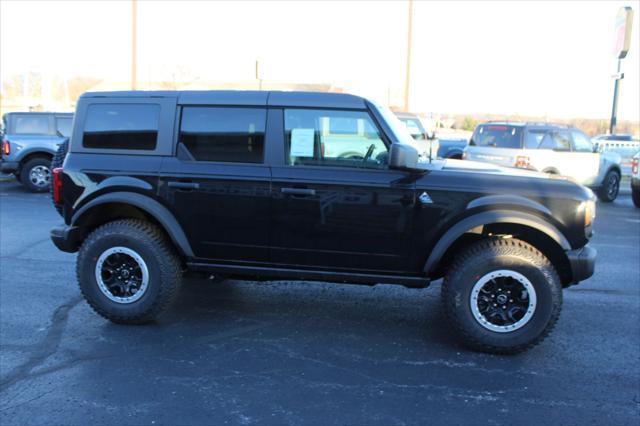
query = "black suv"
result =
(51, 91, 597, 354)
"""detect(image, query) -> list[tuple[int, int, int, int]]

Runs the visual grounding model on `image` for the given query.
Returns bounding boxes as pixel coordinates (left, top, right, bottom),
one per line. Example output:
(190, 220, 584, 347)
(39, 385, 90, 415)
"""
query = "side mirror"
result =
(389, 143, 420, 171)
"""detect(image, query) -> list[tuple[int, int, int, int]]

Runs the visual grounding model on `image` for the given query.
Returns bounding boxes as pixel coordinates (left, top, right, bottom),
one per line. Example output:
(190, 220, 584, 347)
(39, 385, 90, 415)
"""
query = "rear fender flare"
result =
(71, 191, 194, 258)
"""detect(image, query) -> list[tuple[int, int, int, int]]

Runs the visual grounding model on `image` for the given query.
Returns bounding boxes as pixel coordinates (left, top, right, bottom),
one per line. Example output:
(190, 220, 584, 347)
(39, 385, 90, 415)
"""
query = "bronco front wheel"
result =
(442, 238, 562, 354)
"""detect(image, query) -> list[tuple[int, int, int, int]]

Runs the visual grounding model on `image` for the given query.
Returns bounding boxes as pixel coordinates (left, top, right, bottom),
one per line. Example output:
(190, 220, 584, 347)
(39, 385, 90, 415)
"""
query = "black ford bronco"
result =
(50, 91, 596, 354)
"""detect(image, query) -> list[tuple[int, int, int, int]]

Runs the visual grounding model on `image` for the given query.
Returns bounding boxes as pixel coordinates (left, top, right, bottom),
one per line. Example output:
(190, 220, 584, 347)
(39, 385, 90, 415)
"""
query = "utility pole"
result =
(131, 0, 137, 90)
(403, 0, 414, 112)
(609, 59, 622, 134)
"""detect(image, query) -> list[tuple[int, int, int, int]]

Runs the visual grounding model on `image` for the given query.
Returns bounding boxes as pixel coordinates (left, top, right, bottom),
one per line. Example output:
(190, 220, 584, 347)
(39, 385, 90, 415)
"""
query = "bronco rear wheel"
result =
(442, 238, 562, 354)
(77, 219, 182, 324)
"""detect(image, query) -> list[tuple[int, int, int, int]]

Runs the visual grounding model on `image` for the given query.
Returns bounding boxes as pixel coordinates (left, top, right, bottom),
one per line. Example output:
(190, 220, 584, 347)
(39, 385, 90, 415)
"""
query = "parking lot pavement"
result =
(0, 180, 638, 426)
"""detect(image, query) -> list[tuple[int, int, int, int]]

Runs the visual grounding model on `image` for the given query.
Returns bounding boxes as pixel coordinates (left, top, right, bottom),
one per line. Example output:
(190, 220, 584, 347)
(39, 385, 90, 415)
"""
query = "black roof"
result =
(80, 90, 368, 109)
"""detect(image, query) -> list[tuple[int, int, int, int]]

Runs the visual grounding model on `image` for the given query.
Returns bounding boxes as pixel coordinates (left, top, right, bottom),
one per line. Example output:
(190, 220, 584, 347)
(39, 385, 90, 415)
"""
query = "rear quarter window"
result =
(12, 115, 50, 135)
(471, 125, 522, 149)
(82, 104, 160, 150)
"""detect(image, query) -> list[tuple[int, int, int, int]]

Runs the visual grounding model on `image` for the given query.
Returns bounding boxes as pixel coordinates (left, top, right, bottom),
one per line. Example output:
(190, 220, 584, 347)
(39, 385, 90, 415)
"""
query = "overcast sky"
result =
(1, 0, 639, 120)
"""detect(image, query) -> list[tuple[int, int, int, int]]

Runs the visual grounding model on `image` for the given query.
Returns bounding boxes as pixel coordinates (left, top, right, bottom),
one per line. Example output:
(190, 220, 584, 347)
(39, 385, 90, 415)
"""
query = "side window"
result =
(83, 104, 159, 150)
(572, 131, 593, 152)
(284, 109, 388, 169)
(524, 130, 546, 149)
(13, 115, 49, 135)
(56, 117, 73, 137)
(180, 107, 265, 163)
(538, 131, 571, 151)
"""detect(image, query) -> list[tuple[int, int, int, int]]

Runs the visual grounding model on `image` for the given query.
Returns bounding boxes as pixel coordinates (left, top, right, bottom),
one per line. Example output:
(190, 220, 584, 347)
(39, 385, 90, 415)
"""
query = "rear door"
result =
(159, 106, 271, 263)
(269, 107, 416, 273)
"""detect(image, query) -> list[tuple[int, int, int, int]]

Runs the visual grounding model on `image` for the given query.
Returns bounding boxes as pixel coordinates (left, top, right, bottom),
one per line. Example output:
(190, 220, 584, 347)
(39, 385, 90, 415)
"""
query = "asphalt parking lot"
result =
(0, 179, 638, 425)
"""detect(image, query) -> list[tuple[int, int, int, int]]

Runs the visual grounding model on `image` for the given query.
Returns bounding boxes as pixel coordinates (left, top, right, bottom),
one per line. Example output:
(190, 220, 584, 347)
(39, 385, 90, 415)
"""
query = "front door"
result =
(269, 108, 416, 273)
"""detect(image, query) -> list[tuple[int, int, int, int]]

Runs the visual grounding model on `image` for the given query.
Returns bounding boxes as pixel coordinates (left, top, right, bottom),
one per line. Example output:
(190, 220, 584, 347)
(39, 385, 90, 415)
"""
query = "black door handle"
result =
(281, 187, 316, 196)
(168, 181, 200, 190)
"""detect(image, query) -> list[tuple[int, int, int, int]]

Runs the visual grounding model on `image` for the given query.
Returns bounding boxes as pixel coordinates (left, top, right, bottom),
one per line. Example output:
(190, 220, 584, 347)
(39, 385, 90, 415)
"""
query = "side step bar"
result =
(187, 262, 430, 288)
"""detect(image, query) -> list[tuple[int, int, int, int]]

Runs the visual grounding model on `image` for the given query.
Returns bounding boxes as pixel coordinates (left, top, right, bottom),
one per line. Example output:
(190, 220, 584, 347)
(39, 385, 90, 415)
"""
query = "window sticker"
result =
(290, 128, 315, 157)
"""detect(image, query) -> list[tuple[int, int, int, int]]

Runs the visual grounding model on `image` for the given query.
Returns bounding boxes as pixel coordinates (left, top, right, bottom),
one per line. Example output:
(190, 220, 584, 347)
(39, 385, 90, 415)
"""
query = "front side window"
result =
(572, 131, 593, 152)
(284, 109, 387, 169)
(538, 131, 571, 151)
(83, 104, 159, 150)
(180, 107, 266, 163)
(56, 117, 72, 137)
(524, 130, 546, 149)
(13, 115, 49, 135)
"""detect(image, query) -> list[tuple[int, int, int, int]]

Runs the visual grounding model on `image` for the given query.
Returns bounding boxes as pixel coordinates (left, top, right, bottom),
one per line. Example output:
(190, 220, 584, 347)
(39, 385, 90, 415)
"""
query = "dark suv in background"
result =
(50, 90, 597, 354)
(1, 112, 73, 192)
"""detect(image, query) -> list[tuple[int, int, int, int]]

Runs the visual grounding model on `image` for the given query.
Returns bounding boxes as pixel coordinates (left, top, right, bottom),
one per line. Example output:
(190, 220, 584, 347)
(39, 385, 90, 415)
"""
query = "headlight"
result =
(583, 199, 596, 228)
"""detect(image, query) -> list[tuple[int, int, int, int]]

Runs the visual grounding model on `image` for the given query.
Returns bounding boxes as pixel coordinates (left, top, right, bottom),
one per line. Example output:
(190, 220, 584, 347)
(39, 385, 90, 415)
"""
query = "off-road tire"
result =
(77, 219, 183, 324)
(597, 169, 620, 203)
(20, 157, 52, 192)
(442, 238, 562, 354)
(50, 140, 69, 216)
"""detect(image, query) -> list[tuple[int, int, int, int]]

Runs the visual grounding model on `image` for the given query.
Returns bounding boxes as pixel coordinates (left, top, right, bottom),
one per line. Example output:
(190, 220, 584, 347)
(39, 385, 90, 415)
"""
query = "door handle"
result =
(168, 181, 200, 190)
(281, 187, 316, 196)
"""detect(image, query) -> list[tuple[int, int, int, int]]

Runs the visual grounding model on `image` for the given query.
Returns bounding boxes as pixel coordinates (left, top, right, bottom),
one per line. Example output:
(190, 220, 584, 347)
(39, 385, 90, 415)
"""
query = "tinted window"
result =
(539, 131, 571, 151)
(471, 125, 522, 148)
(56, 117, 73, 137)
(524, 130, 546, 149)
(572, 131, 593, 152)
(13, 115, 49, 134)
(285, 109, 387, 169)
(83, 104, 159, 150)
(180, 107, 265, 163)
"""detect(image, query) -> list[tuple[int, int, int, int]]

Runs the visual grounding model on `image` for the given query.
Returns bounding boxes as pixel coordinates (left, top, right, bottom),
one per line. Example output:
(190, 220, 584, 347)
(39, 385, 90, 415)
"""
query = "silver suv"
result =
(463, 122, 622, 202)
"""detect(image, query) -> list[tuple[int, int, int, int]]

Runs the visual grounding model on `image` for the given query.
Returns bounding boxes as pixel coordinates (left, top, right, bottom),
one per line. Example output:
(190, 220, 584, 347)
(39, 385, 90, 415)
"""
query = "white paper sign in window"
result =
(290, 128, 315, 157)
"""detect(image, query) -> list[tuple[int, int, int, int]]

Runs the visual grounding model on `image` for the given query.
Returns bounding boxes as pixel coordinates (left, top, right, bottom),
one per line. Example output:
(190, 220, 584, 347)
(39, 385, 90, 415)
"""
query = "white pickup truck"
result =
(463, 122, 622, 202)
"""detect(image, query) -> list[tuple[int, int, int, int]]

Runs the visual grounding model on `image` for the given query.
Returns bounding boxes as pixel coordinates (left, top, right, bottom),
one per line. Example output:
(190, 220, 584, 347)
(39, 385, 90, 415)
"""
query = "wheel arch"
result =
(71, 192, 194, 258)
(424, 209, 574, 285)
(17, 150, 54, 172)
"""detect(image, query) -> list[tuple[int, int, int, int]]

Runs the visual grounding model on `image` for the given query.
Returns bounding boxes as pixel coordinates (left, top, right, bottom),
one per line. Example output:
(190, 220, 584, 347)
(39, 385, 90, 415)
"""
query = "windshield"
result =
(470, 124, 523, 149)
(373, 103, 424, 151)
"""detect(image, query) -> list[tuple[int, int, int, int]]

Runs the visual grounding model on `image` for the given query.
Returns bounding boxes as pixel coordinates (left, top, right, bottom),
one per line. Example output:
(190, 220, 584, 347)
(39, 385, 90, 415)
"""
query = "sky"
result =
(1, 0, 639, 120)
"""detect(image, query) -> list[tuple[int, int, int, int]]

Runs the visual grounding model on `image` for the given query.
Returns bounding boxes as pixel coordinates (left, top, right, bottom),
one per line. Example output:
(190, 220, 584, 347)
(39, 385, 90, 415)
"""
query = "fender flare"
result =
(444, 149, 464, 159)
(423, 209, 571, 274)
(71, 191, 194, 258)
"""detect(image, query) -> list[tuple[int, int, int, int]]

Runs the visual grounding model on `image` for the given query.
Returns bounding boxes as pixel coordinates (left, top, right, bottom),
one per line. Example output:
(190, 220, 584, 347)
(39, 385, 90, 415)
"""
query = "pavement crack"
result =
(0, 296, 82, 391)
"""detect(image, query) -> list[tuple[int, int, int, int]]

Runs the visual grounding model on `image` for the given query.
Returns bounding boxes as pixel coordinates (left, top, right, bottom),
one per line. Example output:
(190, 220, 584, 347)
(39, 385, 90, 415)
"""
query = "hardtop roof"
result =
(80, 90, 368, 109)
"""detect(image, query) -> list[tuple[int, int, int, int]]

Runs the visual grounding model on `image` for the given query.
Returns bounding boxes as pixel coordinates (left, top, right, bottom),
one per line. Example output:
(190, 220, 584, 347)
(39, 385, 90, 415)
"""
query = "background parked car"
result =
(632, 152, 640, 208)
(463, 122, 622, 202)
(395, 112, 439, 158)
(437, 136, 468, 159)
(1, 112, 73, 192)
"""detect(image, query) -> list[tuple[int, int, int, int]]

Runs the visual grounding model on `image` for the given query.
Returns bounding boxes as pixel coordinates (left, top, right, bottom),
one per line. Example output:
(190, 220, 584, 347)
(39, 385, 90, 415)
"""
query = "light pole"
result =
(403, 0, 414, 112)
(609, 7, 633, 134)
(131, 0, 137, 90)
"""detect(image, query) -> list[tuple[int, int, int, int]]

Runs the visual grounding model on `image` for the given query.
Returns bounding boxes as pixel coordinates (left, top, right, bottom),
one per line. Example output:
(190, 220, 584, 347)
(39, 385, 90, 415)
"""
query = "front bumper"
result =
(51, 225, 82, 253)
(0, 160, 18, 173)
(567, 244, 596, 284)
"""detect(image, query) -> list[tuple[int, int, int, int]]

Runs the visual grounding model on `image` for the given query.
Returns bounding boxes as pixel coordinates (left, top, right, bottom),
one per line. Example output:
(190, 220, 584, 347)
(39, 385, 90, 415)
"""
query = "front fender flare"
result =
(71, 191, 194, 258)
(423, 209, 571, 274)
